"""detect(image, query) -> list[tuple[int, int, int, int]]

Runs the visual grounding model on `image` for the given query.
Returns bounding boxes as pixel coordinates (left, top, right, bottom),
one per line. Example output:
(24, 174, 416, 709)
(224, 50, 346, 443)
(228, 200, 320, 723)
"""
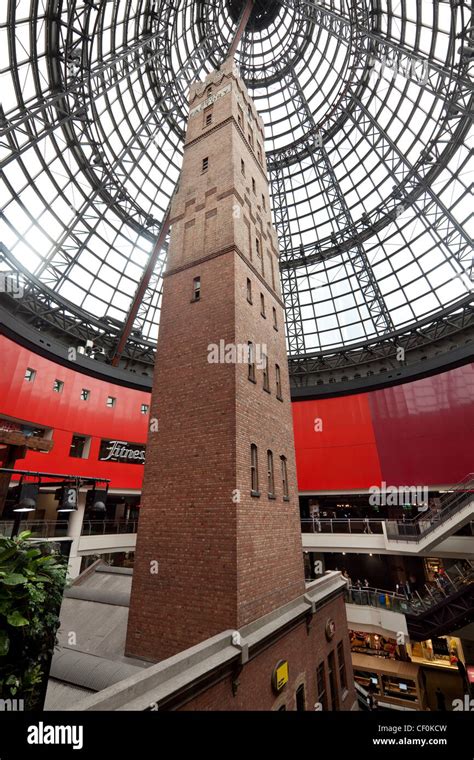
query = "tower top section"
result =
(187, 57, 265, 138)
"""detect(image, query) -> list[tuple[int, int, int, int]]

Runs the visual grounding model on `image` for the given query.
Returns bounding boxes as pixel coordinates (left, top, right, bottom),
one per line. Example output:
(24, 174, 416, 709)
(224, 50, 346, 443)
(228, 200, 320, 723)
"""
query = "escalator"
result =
(405, 572, 474, 641)
(345, 561, 474, 642)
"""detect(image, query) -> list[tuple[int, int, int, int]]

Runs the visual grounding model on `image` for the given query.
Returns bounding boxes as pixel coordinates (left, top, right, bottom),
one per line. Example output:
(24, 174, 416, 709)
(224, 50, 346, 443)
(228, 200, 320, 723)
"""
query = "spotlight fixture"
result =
(14, 497, 36, 513)
(13, 481, 39, 513)
(56, 482, 79, 512)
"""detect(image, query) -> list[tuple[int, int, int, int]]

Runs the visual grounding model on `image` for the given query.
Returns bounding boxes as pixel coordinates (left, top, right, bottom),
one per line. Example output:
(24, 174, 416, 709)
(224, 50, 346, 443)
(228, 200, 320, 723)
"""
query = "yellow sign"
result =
(272, 660, 289, 692)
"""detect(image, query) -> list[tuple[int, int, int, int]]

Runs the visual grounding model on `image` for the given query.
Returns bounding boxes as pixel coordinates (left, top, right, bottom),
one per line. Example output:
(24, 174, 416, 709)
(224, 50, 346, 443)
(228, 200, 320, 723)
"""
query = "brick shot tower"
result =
(126, 58, 306, 662)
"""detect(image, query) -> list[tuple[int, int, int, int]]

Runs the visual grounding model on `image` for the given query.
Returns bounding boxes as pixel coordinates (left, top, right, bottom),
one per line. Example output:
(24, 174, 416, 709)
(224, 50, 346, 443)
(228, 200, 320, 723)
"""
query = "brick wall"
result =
(126, 59, 306, 661)
(178, 593, 356, 711)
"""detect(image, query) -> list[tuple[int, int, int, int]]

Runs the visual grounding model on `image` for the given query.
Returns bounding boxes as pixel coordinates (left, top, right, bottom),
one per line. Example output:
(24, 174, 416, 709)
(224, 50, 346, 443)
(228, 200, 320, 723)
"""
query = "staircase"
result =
(384, 473, 474, 553)
(345, 560, 474, 642)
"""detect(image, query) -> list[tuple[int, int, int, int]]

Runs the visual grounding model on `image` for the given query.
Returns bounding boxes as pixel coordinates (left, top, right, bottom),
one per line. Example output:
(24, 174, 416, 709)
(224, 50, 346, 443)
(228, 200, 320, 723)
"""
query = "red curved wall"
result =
(0, 335, 149, 488)
(1, 335, 473, 491)
(292, 362, 474, 491)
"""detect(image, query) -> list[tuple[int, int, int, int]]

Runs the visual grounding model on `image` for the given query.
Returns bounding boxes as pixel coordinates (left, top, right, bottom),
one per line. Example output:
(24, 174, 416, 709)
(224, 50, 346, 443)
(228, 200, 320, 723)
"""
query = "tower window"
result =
(273, 307, 278, 330)
(53, 379, 64, 393)
(337, 641, 348, 691)
(252, 177, 256, 194)
(257, 145, 262, 164)
(276, 364, 282, 400)
(141, 404, 149, 415)
(248, 131, 253, 148)
(316, 662, 328, 711)
(262, 194, 266, 210)
(262, 353, 270, 392)
(247, 278, 252, 304)
(80, 388, 90, 401)
(24, 367, 36, 382)
(260, 293, 265, 317)
(247, 104, 251, 120)
(204, 108, 213, 127)
(202, 157, 209, 172)
(248, 341, 256, 383)
(192, 276, 201, 302)
(296, 684, 306, 712)
(238, 105, 243, 127)
(250, 444, 259, 495)
(255, 237, 260, 257)
(241, 159, 245, 175)
(206, 86, 212, 98)
(107, 396, 116, 408)
(281, 455, 289, 499)
(267, 450, 275, 497)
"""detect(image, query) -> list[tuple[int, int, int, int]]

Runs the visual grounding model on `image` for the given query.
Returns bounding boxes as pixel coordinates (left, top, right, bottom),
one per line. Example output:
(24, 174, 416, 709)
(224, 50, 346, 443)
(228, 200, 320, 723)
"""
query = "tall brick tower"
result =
(126, 58, 305, 662)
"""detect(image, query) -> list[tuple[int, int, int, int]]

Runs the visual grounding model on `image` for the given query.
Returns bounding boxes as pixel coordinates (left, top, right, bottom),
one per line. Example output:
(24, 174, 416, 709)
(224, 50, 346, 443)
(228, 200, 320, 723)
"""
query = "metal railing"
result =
(301, 517, 384, 534)
(385, 473, 474, 542)
(0, 519, 69, 538)
(301, 474, 474, 543)
(0, 518, 138, 538)
(80, 520, 138, 536)
(344, 560, 474, 616)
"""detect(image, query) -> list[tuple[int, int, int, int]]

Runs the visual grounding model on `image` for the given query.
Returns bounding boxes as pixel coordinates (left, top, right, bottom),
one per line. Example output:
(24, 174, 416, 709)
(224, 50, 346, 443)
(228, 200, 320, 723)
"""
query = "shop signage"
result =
(325, 618, 336, 641)
(272, 660, 289, 693)
(99, 439, 146, 464)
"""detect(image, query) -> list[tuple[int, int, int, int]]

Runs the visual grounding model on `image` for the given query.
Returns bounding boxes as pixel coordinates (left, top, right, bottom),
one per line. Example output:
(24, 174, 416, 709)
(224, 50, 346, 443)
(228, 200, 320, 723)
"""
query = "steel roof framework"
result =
(0, 0, 472, 381)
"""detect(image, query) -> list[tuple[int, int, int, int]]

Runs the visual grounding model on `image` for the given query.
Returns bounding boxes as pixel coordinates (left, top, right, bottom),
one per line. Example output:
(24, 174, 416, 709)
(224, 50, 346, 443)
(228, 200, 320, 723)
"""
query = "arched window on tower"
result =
(267, 450, 275, 497)
(276, 364, 282, 400)
(251, 444, 259, 495)
(248, 341, 256, 382)
(281, 455, 289, 500)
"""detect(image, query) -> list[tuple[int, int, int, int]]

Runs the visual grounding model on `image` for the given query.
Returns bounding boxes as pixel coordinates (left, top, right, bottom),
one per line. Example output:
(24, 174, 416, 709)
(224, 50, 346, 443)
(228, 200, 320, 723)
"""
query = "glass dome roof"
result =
(0, 0, 472, 365)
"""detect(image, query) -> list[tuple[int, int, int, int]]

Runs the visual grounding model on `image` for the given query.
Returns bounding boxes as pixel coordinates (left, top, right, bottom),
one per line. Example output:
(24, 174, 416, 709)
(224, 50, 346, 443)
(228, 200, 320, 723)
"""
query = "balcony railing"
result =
(80, 520, 138, 536)
(343, 560, 474, 616)
(301, 517, 384, 534)
(0, 518, 138, 538)
(302, 473, 474, 542)
(0, 519, 69, 538)
(385, 473, 474, 542)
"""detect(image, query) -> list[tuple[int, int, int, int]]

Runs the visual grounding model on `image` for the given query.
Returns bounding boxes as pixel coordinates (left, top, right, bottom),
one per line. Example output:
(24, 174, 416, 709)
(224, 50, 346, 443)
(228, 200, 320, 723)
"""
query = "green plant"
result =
(0, 531, 67, 709)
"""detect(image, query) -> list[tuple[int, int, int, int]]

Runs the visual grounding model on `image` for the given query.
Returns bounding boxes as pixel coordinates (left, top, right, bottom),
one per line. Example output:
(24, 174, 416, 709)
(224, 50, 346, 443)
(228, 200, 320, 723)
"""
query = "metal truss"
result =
(406, 581, 474, 641)
(1, 0, 472, 375)
(281, 80, 473, 270)
(289, 297, 474, 385)
(274, 0, 474, 266)
(271, 167, 306, 354)
(278, 62, 395, 336)
(0, 3, 177, 168)
(277, 0, 472, 140)
(0, 245, 156, 368)
(38, 6, 220, 285)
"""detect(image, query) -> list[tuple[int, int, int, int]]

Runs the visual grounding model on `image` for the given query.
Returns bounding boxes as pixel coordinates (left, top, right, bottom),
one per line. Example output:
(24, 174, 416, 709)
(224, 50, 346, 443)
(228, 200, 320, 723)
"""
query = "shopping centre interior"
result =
(0, 0, 473, 713)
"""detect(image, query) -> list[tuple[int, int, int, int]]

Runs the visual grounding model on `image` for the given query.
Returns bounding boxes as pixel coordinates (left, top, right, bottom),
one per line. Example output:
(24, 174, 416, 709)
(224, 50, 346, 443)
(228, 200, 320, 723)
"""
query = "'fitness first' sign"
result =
(99, 439, 146, 464)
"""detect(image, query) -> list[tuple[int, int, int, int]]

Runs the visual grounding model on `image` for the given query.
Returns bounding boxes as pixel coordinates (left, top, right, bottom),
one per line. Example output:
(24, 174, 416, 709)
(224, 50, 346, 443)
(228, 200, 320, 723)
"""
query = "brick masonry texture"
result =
(178, 594, 355, 711)
(125, 59, 354, 711)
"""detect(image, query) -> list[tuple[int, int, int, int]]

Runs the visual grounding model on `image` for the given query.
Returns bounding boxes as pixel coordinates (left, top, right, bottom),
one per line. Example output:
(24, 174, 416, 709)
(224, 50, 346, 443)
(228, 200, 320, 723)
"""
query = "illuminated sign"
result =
(99, 439, 146, 465)
(272, 660, 289, 693)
